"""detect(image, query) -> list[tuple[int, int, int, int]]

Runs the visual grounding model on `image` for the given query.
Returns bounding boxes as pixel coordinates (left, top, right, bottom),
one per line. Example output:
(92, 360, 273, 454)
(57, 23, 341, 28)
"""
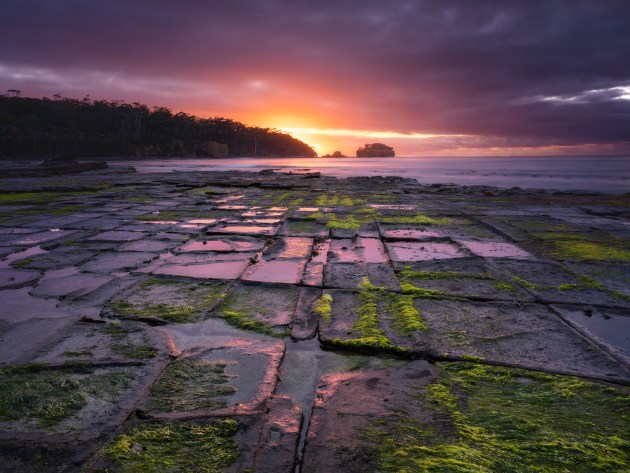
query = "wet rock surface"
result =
(0, 169, 629, 472)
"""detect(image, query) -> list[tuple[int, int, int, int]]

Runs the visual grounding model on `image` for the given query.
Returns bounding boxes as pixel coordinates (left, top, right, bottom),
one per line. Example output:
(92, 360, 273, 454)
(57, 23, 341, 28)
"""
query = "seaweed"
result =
(387, 294, 428, 335)
(147, 358, 235, 412)
(110, 344, 157, 359)
(0, 364, 133, 427)
(365, 362, 630, 472)
(550, 241, 630, 263)
(101, 420, 240, 473)
(313, 294, 333, 321)
(110, 279, 224, 324)
(221, 310, 289, 337)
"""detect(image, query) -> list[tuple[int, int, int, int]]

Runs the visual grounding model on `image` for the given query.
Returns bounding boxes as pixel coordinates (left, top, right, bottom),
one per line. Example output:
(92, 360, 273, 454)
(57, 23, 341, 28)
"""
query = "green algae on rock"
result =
(550, 240, 630, 262)
(0, 363, 134, 427)
(0, 190, 99, 205)
(365, 362, 630, 472)
(377, 213, 452, 225)
(303, 209, 374, 230)
(221, 310, 289, 337)
(495, 259, 629, 306)
(110, 277, 226, 324)
(326, 279, 414, 354)
(62, 349, 94, 358)
(399, 280, 460, 300)
(111, 300, 199, 324)
(110, 343, 157, 359)
(400, 269, 494, 282)
(328, 281, 396, 353)
(314, 193, 366, 207)
(350, 283, 392, 346)
(313, 293, 333, 321)
(387, 293, 428, 335)
(319, 279, 431, 354)
(510, 274, 544, 290)
(212, 283, 297, 337)
(147, 358, 235, 413)
(396, 261, 526, 301)
(285, 219, 322, 234)
(493, 280, 519, 292)
(101, 420, 240, 473)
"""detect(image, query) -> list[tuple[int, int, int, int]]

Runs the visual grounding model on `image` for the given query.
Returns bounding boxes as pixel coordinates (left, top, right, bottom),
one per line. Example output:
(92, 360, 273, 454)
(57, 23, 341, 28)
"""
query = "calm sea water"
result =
(110, 156, 630, 194)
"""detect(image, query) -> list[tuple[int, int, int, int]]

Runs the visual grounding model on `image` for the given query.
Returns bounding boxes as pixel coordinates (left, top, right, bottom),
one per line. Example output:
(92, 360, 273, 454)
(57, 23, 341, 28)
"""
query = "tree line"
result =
(0, 91, 316, 158)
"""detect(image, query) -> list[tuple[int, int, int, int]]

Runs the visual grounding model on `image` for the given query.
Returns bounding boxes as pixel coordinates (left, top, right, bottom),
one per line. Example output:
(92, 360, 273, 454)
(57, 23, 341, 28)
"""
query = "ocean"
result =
(109, 155, 630, 194)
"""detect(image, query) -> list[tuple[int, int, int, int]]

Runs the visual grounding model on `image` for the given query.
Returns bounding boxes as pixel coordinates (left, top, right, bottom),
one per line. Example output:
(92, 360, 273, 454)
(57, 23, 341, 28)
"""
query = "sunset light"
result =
(1, 3, 630, 472)
(2, 1, 629, 156)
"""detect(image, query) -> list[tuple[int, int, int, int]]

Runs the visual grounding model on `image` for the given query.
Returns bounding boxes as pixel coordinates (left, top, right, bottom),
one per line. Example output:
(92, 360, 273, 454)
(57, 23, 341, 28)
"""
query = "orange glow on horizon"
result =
(192, 106, 334, 155)
(188, 105, 624, 158)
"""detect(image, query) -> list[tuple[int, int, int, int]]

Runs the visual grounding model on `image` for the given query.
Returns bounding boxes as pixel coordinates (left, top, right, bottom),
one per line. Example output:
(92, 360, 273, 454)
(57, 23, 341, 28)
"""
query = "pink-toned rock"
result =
(241, 260, 306, 284)
(302, 361, 436, 472)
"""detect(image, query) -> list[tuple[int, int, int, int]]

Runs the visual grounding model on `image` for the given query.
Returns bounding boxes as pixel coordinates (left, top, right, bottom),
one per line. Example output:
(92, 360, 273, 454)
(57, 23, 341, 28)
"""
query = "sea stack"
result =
(356, 143, 395, 157)
(322, 151, 347, 157)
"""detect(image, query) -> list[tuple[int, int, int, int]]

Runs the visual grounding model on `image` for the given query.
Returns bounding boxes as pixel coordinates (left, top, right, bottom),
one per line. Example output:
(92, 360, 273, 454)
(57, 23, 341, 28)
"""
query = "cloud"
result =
(519, 85, 630, 105)
(281, 127, 466, 140)
(1, 0, 630, 154)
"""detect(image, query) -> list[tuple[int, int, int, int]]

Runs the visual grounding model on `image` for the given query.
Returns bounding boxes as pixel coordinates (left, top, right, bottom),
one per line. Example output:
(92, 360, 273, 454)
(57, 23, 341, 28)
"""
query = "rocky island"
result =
(356, 142, 395, 157)
(0, 165, 628, 472)
(321, 151, 347, 158)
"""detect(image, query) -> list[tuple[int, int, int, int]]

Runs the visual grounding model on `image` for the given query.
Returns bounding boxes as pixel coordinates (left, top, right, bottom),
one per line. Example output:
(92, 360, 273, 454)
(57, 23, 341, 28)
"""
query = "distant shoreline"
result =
(2, 154, 630, 162)
(101, 156, 630, 194)
(1, 155, 628, 194)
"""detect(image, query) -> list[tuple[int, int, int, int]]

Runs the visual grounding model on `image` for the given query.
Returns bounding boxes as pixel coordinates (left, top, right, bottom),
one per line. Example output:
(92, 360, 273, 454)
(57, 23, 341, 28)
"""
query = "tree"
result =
(0, 93, 317, 158)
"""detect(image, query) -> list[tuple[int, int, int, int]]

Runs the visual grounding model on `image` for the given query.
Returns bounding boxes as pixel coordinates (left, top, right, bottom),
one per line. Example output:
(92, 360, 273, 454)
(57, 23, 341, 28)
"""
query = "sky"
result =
(1, 0, 630, 157)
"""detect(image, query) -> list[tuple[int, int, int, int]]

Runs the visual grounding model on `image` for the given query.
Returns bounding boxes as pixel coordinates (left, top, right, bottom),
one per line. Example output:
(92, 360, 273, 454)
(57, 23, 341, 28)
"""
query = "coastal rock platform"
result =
(0, 167, 629, 472)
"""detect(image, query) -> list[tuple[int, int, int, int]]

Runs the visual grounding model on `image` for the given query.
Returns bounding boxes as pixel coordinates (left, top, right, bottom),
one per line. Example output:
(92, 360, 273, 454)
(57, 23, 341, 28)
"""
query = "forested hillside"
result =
(0, 91, 316, 158)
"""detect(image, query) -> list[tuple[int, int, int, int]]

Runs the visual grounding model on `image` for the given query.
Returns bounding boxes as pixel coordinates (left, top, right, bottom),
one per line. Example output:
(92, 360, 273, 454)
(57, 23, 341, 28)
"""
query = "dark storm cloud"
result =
(1, 0, 630, 150)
